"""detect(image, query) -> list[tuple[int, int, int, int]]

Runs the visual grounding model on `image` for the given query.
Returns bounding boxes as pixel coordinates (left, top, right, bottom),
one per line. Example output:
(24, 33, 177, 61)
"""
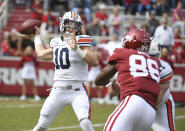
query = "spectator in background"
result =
(140, 23, 149, 32)
(105, 34, 122, 55)
(8, 29, 21, 56)
(109, 6, 124, 36)
(25, 0, 32, 12)
(172, 27, 184, 63)
(94, 3, 108, 25)
(86, 17, 101, 36)
(72, 0, 91, 23)
(160, 47, 174, 70)
(79, 9, 88, 34)
(127, 18, 137, 31)
(172, 1, 185, 37)
(154, 13, 174, 52)
(19, 46, 40, 101)
(123, 0, 138, 15)
(94, 4, 109, 36)
(87, 3, 109, 36)
(172, 1, 184, 23)
(1, 32, 11, 56)
(20, 35, 35, 51)
(31, 0, 43, 21)
(100, 21, 109, 36)
(154, 0, 169, 16)
(40, 16, 59, 45)
(173, 27, 183, 50)
(179, 45, 185, 63)
(137, 0, 152, 17)
(147, 11, 160, 36)
(168, 0, 177, 8)
(0, 0, 2, 6)
(41, 9, 57, 24)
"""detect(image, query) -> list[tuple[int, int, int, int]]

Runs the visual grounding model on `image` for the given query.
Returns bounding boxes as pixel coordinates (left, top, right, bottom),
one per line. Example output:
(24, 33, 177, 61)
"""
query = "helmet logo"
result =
(124, 35, 133, 44)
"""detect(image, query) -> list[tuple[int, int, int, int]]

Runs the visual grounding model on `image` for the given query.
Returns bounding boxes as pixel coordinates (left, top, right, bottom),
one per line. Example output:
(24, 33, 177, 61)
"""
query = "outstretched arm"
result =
(95, 64, 117, 86)
(34, 27, 53, 60)
(156, 81, 170, 106)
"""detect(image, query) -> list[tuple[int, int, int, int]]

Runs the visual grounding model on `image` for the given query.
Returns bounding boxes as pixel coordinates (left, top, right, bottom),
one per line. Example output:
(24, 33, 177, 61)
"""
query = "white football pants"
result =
(33, 84, 93, 131)
(152, 94, 176, 131)
(104, 95, 156, 131)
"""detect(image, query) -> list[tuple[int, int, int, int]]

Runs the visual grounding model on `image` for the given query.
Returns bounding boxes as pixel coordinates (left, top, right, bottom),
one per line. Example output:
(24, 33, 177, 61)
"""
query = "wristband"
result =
(34, 35, 42, 45)
(75, 46, 87, 59)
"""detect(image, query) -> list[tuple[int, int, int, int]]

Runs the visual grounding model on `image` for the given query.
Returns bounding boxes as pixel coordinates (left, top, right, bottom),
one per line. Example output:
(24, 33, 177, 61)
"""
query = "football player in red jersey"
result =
(95, 28, 162, 131)
(105, 37, 176, 131)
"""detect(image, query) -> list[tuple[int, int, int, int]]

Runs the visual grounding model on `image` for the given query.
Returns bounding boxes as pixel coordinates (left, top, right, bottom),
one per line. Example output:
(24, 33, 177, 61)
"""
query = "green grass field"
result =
(0, 97, 185, 131)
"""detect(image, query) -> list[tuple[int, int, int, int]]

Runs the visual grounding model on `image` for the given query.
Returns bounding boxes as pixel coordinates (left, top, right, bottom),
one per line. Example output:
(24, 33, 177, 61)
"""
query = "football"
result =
(18, 19, 41, 35)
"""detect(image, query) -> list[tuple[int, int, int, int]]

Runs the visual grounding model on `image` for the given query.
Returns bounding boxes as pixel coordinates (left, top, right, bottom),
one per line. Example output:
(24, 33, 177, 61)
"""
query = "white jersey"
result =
(50, 35, 92, 85)
(158, 59, 173, 107)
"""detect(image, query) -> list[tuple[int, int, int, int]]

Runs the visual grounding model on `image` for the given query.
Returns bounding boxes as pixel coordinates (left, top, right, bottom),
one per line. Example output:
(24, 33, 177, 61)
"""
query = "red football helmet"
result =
(122, 28, 150, 52)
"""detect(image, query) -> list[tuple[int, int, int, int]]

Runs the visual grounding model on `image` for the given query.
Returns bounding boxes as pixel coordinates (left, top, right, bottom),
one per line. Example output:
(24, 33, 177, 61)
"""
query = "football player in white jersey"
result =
(149, 37, 176, 131)
(32, 11, 98, 131)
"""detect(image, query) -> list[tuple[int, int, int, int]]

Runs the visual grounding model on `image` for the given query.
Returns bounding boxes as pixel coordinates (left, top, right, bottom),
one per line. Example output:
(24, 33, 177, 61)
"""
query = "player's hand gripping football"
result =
(35, 26, 40, 35)
(69, 32, 77, 50)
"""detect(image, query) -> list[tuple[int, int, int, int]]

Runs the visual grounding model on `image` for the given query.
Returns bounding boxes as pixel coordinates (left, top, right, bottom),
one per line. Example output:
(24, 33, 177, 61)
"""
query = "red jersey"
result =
(97, 47, 109, 69)
(95, 11, 108, 21)
(108, 48, 161, 109)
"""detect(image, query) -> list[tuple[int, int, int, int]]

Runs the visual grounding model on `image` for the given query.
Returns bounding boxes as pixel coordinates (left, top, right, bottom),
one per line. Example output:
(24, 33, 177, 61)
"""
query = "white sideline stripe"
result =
(0, 104, 42, 108)
(175, 115, 185, 119)
(22, 115, 185, 131)
(23, 123, 105, 131)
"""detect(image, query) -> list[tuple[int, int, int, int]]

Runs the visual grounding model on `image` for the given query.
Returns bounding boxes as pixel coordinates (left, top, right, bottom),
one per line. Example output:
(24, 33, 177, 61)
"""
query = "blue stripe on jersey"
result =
(78, 35, 91, 38)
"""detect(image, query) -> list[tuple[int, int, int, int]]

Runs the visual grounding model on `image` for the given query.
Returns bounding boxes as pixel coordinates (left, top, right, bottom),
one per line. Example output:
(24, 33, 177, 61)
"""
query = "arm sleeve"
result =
(108, 48, 120, 65)
(159, 59, 173, 83)
(76, 35, 92, 47)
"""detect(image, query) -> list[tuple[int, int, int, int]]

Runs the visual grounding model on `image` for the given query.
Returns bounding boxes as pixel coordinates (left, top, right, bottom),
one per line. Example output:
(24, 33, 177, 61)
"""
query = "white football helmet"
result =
(60, 11, 82, 36)
(149, 37, 161, 58)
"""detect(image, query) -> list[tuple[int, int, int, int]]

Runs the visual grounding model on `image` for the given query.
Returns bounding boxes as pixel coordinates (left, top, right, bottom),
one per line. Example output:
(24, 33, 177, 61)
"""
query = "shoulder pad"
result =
(159, 59, 173, 83)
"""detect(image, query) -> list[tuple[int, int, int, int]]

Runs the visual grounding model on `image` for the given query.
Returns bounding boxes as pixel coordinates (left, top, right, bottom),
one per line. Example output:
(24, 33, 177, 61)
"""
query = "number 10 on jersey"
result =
(55, 48, 70, 69)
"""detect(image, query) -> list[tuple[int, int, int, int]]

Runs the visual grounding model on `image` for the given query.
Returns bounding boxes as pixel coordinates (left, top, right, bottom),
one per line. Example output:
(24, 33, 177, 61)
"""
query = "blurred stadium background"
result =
(0, 0, 185, 130)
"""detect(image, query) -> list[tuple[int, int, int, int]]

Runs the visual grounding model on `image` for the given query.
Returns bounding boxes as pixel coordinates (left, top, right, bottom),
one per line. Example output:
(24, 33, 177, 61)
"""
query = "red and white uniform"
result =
(104, 48, 161, 131)
(37, 35, 92, 129)
(152, 59, 176, 131)
(20, 56, 37, 80)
